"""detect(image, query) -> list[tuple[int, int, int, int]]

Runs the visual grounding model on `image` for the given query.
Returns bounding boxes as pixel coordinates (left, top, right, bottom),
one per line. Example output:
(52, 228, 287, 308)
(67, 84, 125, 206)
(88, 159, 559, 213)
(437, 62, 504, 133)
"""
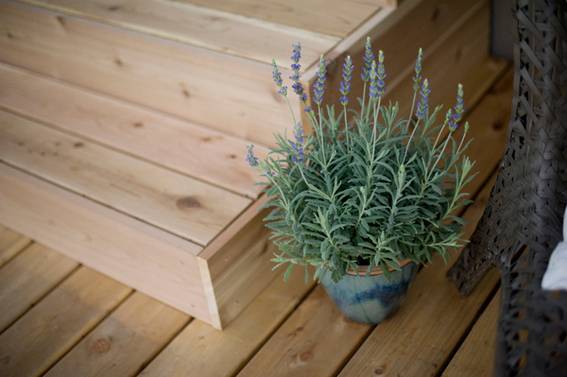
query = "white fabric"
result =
(542, 205, 567, 290)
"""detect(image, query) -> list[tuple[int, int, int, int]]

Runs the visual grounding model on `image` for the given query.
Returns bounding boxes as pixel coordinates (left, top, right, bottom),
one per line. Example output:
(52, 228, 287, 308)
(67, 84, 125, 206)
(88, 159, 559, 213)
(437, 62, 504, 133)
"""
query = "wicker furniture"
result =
(448, 0, 567, 375)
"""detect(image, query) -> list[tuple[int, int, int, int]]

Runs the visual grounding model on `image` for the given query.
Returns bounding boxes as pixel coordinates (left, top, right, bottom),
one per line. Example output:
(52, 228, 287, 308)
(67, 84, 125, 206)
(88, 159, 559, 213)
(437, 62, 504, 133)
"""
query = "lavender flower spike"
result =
(361, 37, 375, 82)
(245, 144, 259, 167)
(272, 59, 288, 96)
(339, 56, 354, 106)
(413, 48, 424, 92)
(290, 122, 305, 164)
(416, 78, 431, 120)
(313, 56, 327, 105)
(289, 42, 307, 103)
(449, 83, 464, 131)
(369, 60, 379, 100)
(376, 50, 386, 97)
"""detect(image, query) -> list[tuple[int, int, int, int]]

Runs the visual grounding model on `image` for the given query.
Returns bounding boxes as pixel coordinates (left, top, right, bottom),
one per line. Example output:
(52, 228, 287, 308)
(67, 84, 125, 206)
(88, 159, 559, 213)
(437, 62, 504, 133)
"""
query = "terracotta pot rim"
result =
(345, 258, 414, 276)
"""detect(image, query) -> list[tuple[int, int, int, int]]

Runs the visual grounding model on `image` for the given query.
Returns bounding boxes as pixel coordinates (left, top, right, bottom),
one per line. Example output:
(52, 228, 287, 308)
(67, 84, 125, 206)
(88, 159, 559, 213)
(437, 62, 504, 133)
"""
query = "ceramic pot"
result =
(320, 259, 417, 324)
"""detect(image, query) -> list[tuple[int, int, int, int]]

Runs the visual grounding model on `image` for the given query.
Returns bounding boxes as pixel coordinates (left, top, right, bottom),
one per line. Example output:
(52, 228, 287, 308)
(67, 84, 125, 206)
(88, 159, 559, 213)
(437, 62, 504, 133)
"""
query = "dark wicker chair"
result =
(447, 0, 567, 376)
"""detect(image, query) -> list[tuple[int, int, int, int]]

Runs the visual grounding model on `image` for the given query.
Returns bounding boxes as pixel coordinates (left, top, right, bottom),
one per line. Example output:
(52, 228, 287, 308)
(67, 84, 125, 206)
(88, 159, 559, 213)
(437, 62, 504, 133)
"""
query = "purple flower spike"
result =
(413, 48, 423, 92)
(245, 144, 259, 167)
(290, 123, 305, 164)
(376, 50, 386, 97)
(416, 78, 431, 120)
(361, 37, 375, 82)
(272, 59, 288, 96)
(313, 56, 327, 105)
(339, 56, 353, 106)
(289, 42, 308, 103)
(369, 61, 379, 100)
(449, 84, 464, 131)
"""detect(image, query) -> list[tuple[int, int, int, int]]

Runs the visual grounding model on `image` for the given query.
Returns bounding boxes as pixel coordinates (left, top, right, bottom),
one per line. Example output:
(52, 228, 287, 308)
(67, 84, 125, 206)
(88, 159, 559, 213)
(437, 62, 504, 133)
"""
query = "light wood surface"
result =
(139, 267, 314, 377)
(0, 1, 298, 146)
(0, 109, 250, 246)
(20, 0, 338, 67)
(0, 64, 266, 199)
(314, 0, 495, 121)
(181, 0, 390, 38)
(0, 267, 131, 377)
(0, 163, 213, 323)
(442, 290, 500, 377)
(384, 0, 494, 117)
(45, 292, 189, 377)
(237, 284, 371, 377)
(0, 224, 31, 267)
(0, 243, 78, 332)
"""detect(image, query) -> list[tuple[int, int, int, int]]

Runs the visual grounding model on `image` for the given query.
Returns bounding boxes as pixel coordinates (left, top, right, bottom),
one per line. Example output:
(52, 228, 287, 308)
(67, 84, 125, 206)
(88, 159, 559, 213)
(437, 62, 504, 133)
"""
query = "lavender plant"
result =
(246, 39, 475, 282)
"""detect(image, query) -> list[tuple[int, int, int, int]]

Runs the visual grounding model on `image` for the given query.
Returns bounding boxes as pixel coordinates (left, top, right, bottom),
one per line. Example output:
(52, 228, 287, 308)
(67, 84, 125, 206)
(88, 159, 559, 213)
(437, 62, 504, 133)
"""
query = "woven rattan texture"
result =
(447, 0, 567, 376)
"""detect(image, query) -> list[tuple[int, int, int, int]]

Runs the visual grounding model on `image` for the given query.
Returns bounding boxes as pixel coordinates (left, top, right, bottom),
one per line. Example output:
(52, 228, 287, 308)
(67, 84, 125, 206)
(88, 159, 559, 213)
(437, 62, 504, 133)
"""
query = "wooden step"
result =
(0, 0, 499, 331)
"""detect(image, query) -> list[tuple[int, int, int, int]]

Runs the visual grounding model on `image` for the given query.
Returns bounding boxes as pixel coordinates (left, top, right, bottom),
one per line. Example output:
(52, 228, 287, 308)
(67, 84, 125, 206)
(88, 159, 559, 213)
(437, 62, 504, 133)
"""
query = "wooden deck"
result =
(0, 63, 512, 376)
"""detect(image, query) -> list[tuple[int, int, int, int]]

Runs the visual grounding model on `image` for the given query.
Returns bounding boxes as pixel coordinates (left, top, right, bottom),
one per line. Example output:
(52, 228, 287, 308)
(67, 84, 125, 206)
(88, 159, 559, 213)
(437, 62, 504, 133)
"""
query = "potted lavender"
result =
(246, 39, 474, 324)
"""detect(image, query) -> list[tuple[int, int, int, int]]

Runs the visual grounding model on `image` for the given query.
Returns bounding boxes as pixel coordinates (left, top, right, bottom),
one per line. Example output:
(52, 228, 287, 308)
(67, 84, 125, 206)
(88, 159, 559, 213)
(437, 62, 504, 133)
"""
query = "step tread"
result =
(0, 64, 265, 199)
(0, 2, 297, 146)
(173, 0, 391, 39)
(0, 109, 250, 246)
(17, 0, 390, 66)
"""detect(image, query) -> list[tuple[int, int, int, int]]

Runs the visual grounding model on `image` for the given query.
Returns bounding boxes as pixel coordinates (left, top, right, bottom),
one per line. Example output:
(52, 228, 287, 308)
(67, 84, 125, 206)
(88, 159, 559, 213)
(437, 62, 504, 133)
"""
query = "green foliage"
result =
(248, 44, 476, 283)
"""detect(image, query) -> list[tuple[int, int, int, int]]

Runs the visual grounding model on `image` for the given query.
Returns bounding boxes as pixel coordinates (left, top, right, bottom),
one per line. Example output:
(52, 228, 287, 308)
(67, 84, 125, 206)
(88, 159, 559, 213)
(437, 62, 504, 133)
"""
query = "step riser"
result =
(0, 1, 298, 147)
(0, 163, 274, 329)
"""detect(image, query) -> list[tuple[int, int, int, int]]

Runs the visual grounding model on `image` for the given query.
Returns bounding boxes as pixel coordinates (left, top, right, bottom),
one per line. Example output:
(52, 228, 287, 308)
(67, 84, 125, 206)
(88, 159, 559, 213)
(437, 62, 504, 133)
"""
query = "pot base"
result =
(320, 262, 417, 325)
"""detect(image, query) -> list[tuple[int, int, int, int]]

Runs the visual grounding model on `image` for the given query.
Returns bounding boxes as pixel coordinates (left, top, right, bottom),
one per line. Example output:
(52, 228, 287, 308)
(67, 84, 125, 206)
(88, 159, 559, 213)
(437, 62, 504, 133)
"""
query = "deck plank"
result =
(19, 0, 338, 67)
(45, 292, 189, 377)
(180, 0, 390, 38)
(442, 290, 500, 377)
(0, 224, 31, 268)
(385, 0, 497, 118)
(0, 109, 251, 246)
(0, 267, 131, 377)
(0, 64, 265, 199)
(139, 268, 313, 377)
(0, 243, 78, 333)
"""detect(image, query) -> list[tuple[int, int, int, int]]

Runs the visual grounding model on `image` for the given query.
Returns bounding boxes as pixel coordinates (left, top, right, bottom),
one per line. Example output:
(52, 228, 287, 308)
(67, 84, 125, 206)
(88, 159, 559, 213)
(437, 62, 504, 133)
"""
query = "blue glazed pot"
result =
(320, 260, 417, 324)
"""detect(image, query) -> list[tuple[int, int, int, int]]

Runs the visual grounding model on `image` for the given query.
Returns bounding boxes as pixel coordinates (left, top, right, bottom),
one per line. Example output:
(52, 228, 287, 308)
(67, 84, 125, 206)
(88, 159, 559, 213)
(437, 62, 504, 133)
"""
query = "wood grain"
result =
(307, 0, 494, 115)
(0, 243, 78, 332)
(181, 0, 390, 38)
(0, 1, 298, 146)
(0, 109, 250, 246)
(45, 292, 189, 377)
(237, 284, 371, 377)
(139, 267, 314, 377)
(19, 0, 338, 67)
(442, 290, 500, 377)
(0, 224, 31, 268)
(0, 64, 266, 199)
(0, 267, 131, 377)
(0, 163, 213, 323)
